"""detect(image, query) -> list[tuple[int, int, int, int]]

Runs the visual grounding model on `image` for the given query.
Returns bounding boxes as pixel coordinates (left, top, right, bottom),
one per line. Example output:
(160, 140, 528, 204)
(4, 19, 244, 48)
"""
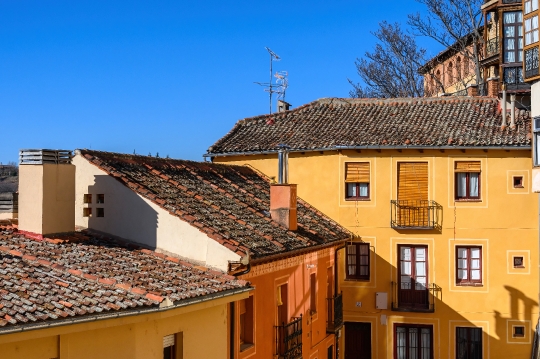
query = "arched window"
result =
(447, 62, 454, 85)
(463, 57, 470, 76)
(456, 57, 462, 80)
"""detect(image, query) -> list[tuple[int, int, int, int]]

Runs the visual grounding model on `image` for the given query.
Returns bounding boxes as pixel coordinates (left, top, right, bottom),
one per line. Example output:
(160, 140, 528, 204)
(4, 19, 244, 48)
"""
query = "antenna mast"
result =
(255, 47, 288, 114)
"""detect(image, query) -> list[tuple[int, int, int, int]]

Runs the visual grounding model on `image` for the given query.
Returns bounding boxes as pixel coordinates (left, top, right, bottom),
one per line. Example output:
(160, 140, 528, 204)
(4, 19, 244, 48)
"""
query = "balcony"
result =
(391, 281, 442, 313)
(326, 293, 343, 333)
(485, 37, 499, 58)
(275, 315, 302, 359)
(503, 65, 531, 91)
(390, 200, 442, 230)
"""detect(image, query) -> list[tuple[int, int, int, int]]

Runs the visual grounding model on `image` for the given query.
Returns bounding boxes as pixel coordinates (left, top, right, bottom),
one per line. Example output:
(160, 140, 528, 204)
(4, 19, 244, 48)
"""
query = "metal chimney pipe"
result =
(502, 85, 507, 127)
(277, 144, 290, 184)
(510, 94, 516, 128)
(278, 148, 284, 184)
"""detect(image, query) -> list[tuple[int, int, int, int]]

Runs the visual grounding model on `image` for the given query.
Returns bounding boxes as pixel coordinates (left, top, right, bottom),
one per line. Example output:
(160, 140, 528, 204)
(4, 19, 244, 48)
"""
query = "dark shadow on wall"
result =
(87, 174, 159, 249)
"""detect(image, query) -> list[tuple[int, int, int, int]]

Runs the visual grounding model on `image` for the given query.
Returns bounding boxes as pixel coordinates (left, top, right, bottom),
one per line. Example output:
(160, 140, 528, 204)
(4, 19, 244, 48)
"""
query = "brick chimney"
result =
(18, 150, 75, 236)
(270, 146, 297, 230)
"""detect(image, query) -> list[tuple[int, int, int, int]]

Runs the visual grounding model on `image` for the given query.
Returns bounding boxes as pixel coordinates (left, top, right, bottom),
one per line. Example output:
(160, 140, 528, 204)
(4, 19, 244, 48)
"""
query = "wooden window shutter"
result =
(397, 162, 428, 201)
(163, 334, 175, 348)
(346, 163, 370, 183)
(455, 161, 481, 172)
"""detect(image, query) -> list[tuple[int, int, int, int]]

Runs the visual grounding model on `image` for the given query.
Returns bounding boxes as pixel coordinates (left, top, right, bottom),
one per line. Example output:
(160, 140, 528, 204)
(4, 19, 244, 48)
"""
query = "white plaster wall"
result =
(73, 153, 239, 271)
(531, 81, 540, 118)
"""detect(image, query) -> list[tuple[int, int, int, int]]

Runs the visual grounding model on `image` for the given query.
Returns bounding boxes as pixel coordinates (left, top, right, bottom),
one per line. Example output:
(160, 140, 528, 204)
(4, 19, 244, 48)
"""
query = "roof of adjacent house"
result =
(80, 150, 350, 259)
(205, 97, 531, 156)
(0, 224, 250, 331)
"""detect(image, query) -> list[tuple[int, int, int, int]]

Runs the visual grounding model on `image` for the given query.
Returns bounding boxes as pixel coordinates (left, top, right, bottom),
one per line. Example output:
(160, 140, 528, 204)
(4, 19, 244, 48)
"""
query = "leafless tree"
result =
(349, 22, 426, 98)
(408, 0, 484, 94)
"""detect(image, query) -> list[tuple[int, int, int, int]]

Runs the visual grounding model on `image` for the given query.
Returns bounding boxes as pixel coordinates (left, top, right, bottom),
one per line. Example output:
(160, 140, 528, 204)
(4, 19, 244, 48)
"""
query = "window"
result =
(456, 57, 462, 80)
(97, 194, 105, 203)
(525, 16, 539, 45)
(239, 296, 254, 351)
(346, 243, 370, 280)
(447, 62, 454, 84)
(395, 324, 432, 359)
(503, 11, 524, 63)
(513, 326, 525, 337)
(456, 247, 482, 285)
(455, 162, 481, 200)
(513, 176, 524, 188)
(83, 194, 92, 204)
(513, 256, 524, 268)
(96, 208, 104, 217)
(310, 273, 317, 314)
(456, 327, 482, 359)
(398, 246, 429, 310)
(163, 333, 183, 359)
(525, 0, 539, 14)
(83, 208, 92, 217)
(345, 162, 370, 200)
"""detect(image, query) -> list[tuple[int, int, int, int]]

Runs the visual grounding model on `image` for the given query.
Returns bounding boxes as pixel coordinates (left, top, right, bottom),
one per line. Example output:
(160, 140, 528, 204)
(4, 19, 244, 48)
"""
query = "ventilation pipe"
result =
(277, 145, 290, 184)
(510, 94, 516, 128)
(501, 84, 507, 127)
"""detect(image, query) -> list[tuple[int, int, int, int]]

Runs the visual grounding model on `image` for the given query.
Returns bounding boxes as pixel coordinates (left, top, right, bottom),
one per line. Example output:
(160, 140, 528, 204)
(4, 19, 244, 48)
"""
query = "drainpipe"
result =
(510, 94, 516, 128)
(502, 84, 507, 127)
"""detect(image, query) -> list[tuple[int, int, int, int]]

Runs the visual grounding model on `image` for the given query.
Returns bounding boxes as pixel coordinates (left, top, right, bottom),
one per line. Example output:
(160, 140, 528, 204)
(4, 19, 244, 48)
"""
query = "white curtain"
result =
(469, 173, 479, 197)
(471, 248, 481, 280)
(504, 12, 516, 24)
(457, 173, 467, 197)
(359, 183, 368, 197)
(346, 183, 356, 197)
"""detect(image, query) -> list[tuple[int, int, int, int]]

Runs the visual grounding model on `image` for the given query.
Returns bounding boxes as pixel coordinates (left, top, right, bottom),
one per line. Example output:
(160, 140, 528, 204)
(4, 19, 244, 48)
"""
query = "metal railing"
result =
(485, 37, 499, 57)
(275, 315, 302, 359)
(391, 281, 442, 312)
(0, 193, 17, 214)
(326, 293, 343, 333)
(390, 200, 442, 230)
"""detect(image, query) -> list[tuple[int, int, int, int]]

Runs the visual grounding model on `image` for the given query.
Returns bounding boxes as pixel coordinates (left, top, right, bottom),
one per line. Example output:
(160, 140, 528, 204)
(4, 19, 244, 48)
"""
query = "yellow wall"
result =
(0, 292, 247, 359)
(216, 149, 539, 359)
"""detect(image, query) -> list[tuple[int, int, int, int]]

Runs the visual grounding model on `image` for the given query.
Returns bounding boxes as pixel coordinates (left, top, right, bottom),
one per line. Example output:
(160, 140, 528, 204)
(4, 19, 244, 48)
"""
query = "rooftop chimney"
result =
(277, 100, 291, 113)
(18, 149, 75, 237)
(270, 145, 297, 230)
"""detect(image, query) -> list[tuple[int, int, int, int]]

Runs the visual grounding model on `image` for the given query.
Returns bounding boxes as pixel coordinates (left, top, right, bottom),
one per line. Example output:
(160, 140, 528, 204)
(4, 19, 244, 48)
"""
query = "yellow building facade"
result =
(215, 148, 538, 358)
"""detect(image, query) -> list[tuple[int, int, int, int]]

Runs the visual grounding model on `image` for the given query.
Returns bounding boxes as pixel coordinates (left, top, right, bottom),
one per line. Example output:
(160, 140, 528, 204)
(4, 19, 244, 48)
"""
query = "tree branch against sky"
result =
(349, 22, 426, 98)
(350, 0, 484, 98)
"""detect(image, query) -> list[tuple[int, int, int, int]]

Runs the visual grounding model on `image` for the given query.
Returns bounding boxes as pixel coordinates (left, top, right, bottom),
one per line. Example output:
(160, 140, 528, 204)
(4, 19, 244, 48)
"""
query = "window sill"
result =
(513, 186, 524, 189)
(454, 199, 482, 202)
(456, 283, 483, 287)
(345, 278, 370, 282)
(240, 343, 254, 352)
(514, 266, 526, 269)
(345, 198, 370, 201)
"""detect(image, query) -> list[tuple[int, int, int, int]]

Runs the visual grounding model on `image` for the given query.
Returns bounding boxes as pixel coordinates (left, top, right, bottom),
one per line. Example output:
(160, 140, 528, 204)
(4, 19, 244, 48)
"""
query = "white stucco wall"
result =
(73, 153, 239, 271)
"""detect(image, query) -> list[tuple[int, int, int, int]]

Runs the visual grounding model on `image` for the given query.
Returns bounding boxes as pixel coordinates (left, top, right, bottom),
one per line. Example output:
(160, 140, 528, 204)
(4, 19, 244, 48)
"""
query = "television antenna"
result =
(255, 47, 289, 114)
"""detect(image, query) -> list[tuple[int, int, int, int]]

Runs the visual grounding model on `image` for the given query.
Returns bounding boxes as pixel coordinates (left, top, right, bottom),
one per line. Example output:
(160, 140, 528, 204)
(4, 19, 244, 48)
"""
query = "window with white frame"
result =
(525, 0, 539, 15)
(525, 16, 539, 45)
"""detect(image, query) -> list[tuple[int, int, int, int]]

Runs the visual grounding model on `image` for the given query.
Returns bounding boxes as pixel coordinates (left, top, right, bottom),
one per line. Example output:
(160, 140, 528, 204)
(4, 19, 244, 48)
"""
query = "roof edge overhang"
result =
(205, 145, 531, 158)
(250, 239, 348, 266)
(0, 286, 252, 336)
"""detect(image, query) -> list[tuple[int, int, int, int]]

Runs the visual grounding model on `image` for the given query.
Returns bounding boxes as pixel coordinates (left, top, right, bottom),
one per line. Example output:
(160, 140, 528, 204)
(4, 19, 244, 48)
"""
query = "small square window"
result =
(96, 208, 104, 217)
(514, 326, 525, 337)
(514, 256, 524, 268)
(83, 194, 92, 204)
(97, 194, 105, 203)
(83, 208, 92, 217)
(513, 176, 524, 188)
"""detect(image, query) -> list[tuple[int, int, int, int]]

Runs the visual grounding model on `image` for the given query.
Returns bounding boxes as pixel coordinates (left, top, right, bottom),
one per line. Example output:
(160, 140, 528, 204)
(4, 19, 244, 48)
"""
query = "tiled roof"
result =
(0, 225, 250, 330)
(80, 150, 350, 259)
(206, 97, 531, 155)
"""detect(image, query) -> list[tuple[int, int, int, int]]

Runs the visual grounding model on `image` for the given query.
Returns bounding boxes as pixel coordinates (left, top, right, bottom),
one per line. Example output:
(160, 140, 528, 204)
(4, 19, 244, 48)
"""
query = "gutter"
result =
(204, 145, 530, 158)
(0, 287, 252, 336)
(250, 239, 348, 266)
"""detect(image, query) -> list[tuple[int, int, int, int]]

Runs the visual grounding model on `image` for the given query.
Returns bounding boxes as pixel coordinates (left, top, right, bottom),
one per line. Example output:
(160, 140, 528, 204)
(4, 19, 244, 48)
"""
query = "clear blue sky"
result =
(0, 0, 439, 163)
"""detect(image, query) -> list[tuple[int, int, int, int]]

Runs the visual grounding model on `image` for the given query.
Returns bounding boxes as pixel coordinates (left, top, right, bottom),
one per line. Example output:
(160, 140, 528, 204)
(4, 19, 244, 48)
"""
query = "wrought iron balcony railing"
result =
(326, 292, 343, 333)
(391, 281, 442, 313)
(485, 37, 499, 57)
(275, 315, 302, 359)
(390, 200, 442, 230)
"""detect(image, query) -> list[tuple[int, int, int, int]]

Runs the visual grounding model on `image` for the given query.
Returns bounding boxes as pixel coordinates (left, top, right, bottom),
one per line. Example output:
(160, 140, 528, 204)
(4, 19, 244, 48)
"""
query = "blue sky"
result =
(0, 1, 439, 163)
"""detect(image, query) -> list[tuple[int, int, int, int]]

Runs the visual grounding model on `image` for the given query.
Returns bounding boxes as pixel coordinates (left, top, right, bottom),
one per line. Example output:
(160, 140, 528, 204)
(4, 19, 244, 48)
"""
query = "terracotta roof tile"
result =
(79, 150, 351, 259)
(206, 97, 531, 155)
(0, 226, 250, 330)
